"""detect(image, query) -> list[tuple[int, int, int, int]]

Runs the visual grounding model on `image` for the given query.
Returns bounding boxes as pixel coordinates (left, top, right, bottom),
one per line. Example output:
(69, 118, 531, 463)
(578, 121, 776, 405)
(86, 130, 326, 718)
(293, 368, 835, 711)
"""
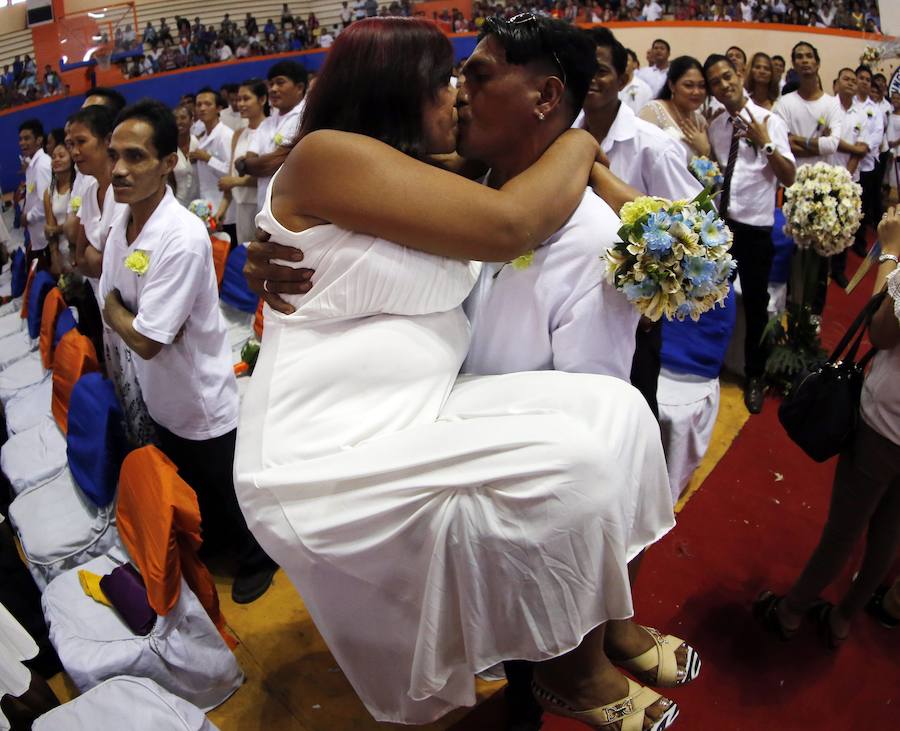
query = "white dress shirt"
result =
(173, 136, 198, 207)
(99, 188, 238, 440)
(853, 97, 883, 173)
(635, 64, 669, 98)
(772, 91, 842, 165)
(582, 102, 703, 201)
(831, 100, 870, 181)
(219, 106, 247, 132)
(708, 98, 795, 227)
(23, 148, 52, 250)
(193, 120, 233, 213)
(619, 75, 654, 114)
(68, 172, 94, 216)
(463, 189, 638, 380)
(248, 100, 305, 213)
(79, 178, 127, 300)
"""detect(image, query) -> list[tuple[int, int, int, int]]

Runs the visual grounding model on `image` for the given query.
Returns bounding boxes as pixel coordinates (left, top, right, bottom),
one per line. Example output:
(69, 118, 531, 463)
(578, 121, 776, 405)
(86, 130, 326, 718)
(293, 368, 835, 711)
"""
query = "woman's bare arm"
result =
(272, 128, 599, 262)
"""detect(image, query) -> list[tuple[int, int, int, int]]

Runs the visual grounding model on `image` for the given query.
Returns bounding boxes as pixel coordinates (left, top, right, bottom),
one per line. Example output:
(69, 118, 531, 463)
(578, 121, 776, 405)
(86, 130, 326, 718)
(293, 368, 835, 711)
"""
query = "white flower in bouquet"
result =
(188, 199, 218, 231)
(782, 163, 861, 257)
(605, 191, 736, 322)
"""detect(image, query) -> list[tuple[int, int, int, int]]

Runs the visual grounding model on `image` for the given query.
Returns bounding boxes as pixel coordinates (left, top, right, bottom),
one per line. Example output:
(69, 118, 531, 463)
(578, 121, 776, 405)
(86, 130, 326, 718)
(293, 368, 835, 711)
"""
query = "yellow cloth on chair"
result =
(78, 569, 112, 607)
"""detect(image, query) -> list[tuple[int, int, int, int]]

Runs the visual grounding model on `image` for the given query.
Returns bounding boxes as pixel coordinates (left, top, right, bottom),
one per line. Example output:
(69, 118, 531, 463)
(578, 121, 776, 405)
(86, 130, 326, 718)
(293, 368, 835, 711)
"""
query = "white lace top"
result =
(638, 100, 707, 164)
(861, 267, 900, 446)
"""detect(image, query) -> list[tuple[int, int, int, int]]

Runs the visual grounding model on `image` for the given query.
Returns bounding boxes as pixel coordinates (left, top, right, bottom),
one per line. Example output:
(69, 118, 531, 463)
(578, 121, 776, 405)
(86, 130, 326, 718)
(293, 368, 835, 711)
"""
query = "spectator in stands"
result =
(639, 56, 711, 161)
(635, 38, 671, 97)
(157, 40, 182, 72)
(158, 17, 172, 44)
(745, 51, 779, 110)
(341, 2, 353, 27)
(704, 52, 796, 414)
(265, 18, 278, 39)
(281, 3, 294, 29)
(142, 21, 157, 45)
(101, 99, 278, 604)
(246, 12, 259, 38)
(19, 119, 52, 269)
(641, 0, 664, 21)
(215, 39, 233, 63)
(756, 206, 900, 647)
(365, 0, 378, 17)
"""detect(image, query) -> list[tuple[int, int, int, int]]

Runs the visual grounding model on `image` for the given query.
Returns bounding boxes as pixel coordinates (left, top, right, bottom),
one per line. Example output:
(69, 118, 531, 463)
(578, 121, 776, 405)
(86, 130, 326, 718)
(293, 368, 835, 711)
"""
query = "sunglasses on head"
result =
(505, 12, 568, 87)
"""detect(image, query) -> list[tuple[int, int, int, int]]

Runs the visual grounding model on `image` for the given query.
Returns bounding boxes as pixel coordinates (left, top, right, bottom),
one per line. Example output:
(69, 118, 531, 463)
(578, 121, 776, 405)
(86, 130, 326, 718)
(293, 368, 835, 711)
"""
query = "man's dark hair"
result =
(86, 86, 126, 115)
(836, 67, 856, 79)
(220, 82, 239, 94)
(267, 60, 308, 86)
(659, 55, 703, 100)
(726, 46, 747, 63)
(873, 73, 887, 84)
(703, 53, 735, 78)
(587, 27, 627, 77)
(180, 93, 196, 103)
(855, 64, 872, 79)
(480, 15, 598, 120)
(115, 99, 178, 158)
(196, 86, 225, 109)
(626, 48, 639, 66)
(48, 127, 66, 147)
(652, 38, 670, 53)
(772, 54, 785, 64)
(18, 118, 44, 140)
(298, 18, 452, 161)
(791, 41, 819, 64)
(67, 104, 116, 140)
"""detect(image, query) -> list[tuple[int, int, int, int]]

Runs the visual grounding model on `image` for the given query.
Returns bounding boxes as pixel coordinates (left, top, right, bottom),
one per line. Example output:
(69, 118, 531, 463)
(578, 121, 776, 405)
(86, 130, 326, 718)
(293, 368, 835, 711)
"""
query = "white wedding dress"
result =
(234, 172, 675, 724)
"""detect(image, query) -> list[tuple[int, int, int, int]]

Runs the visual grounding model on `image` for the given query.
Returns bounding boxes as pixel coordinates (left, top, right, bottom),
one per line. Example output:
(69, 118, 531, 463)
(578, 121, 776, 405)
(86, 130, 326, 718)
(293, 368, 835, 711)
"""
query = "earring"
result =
(537, 111, 545, 121)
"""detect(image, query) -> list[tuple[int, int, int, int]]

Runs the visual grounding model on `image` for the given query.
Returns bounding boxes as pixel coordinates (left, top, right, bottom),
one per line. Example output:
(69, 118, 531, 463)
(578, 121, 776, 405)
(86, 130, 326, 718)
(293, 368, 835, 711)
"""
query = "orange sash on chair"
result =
(19, 259, 38, 320)
(39, 289, 67, 369)
(115, 446, 236, 649)
(210, 234, 229, 290)
(253, 299, 264, 340)
(51, 331, 100, 434)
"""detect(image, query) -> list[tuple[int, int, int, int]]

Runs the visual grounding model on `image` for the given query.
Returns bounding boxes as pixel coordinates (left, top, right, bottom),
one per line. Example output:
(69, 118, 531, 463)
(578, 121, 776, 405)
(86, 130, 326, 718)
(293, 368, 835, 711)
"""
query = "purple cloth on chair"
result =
(99, 563, 157, 636)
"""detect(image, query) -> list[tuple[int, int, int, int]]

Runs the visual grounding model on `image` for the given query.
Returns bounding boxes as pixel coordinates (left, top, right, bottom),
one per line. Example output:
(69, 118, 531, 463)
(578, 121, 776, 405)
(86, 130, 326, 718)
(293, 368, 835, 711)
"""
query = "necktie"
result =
(719, 118, 741, 221)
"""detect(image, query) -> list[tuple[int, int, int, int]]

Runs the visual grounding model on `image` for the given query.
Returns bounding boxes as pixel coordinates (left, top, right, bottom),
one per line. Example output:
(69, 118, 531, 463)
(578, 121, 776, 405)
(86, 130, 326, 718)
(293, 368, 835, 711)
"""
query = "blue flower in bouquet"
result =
(698, 209, 729, 247)
(622, 277, 659, 302)
(683, 255, 717, 286)
(642, 211, 674, 255)
(689, 156, 724, 189)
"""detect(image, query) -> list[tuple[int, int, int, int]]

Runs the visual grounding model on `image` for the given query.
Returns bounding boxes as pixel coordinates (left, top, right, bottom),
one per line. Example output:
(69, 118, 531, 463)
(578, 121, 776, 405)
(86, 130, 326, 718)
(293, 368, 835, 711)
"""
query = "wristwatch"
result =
(878, 253, 899, 266)
(763, 142, 776, 156)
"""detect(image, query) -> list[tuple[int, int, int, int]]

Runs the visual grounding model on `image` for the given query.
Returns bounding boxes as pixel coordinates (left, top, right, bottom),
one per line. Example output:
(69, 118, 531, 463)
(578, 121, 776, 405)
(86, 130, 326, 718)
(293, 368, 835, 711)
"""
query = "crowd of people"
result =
(2, 11, 899, 731)
(0, 1, 886, 110)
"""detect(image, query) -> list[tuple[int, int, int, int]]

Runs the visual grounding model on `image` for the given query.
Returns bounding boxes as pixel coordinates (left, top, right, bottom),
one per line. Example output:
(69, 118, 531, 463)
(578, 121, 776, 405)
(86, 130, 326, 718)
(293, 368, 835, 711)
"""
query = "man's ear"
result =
(163, 151, 178, 177)
(536, 75, 565, 119)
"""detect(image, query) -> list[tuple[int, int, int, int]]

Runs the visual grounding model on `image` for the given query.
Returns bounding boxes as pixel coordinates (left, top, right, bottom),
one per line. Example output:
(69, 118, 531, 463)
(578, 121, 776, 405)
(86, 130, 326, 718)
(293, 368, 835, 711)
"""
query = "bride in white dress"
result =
(235, 18, 680, 730)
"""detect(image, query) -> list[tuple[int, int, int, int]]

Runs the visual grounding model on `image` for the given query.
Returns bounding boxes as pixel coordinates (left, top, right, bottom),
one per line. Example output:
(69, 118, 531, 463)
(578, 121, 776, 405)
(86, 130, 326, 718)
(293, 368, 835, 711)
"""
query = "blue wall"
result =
(0, 35, 480, 194)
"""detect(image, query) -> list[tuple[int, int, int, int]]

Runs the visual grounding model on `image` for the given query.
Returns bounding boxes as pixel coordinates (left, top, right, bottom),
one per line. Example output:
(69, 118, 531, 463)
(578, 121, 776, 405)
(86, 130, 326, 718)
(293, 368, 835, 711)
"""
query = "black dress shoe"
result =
(231, 562, 278, 604)
(831, 271, 849, 288)
(744, 377, 765, 414)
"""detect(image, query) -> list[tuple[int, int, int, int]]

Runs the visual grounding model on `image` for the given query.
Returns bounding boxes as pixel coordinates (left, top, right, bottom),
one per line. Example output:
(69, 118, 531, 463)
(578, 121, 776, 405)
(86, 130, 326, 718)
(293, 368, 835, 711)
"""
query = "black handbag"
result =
(778, 292, 887, 462)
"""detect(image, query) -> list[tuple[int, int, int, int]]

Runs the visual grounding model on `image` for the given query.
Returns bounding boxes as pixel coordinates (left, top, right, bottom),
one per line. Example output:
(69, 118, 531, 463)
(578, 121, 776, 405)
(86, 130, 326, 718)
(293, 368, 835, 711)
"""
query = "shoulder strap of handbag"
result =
(828, 290, 888, 368)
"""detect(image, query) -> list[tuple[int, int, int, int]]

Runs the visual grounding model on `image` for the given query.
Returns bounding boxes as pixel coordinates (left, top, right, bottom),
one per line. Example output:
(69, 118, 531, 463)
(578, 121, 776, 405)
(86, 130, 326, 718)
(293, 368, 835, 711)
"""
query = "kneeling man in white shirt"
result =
(100, 100, 277, 604)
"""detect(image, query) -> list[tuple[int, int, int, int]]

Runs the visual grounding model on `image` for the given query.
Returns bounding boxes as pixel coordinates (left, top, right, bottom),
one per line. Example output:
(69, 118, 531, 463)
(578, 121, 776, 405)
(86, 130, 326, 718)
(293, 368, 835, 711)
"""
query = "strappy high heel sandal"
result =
(531, 677, 679, 730)
(615, 625, 701, 688)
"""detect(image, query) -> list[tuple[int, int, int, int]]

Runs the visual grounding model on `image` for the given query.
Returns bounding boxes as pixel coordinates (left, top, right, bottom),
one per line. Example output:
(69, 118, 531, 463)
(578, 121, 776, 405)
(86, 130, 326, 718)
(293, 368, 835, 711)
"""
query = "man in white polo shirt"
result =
(619, 48, 654, 114)
(635, 38, 670, 98)
(100, 99, 277, 604)
(19, 119, 51, 269)
(705, 53, 796, 414)
(236, 60, 307, 214)
(189, 87, 234, 234)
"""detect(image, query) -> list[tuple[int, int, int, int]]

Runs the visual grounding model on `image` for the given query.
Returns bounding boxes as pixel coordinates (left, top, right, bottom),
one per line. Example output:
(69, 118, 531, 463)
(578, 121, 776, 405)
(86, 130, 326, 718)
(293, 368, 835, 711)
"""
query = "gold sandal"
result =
(531, 677, 679, 730)
(616, 625, 701, 688)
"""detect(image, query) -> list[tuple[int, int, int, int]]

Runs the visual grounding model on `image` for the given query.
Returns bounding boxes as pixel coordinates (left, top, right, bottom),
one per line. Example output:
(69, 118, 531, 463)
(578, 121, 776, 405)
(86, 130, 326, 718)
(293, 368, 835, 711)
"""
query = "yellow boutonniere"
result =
(27, 183, 35, 193)
(510, 251, 535, 270)
(866, 108, 874, 117)
(273, 132, 284, 145)
(124, 249, 151, 276)
(70, 195, 82, 213)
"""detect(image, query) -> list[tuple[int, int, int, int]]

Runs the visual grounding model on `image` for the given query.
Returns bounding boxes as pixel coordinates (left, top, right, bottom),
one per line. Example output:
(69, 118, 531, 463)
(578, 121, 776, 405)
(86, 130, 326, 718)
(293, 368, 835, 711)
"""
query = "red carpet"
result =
(452, 255, 899, 730)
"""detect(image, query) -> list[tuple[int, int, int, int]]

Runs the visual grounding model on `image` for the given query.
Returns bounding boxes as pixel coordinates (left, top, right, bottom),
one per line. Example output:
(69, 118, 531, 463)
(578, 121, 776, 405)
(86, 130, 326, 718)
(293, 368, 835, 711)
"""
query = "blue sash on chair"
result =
(66, 373, 130, 508)
(26, 271, 56, 339)
(53, 308, 77, 349)
(220, 245, 260, 314)
(10, 249, 27, 297)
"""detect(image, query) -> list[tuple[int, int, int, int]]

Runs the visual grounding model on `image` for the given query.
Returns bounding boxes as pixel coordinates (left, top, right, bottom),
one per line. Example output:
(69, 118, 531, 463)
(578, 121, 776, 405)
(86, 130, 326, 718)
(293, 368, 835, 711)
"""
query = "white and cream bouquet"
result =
(605, 190, 736, 322)
(782, 163, 862, 257)
(188, 198, 218, 232)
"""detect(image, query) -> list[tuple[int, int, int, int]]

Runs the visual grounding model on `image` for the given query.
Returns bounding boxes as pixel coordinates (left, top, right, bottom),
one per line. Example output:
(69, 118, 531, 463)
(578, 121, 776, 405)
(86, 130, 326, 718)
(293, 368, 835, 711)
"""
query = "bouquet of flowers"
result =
(188, 199, 218, 231)
(605, 190, 736, 322)
(689, 156, 724, 190)
(781, 162, 862, 257)
(860, 45, 882, 67)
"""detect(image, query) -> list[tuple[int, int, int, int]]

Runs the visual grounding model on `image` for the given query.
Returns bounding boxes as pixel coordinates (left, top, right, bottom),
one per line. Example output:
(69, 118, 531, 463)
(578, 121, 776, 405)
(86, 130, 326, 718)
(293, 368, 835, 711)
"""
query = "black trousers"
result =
(727, 220, 774, 378)
(155, 425, 275, 573)
(629, 320, 662, 421)
(856, 166, 883, 250)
